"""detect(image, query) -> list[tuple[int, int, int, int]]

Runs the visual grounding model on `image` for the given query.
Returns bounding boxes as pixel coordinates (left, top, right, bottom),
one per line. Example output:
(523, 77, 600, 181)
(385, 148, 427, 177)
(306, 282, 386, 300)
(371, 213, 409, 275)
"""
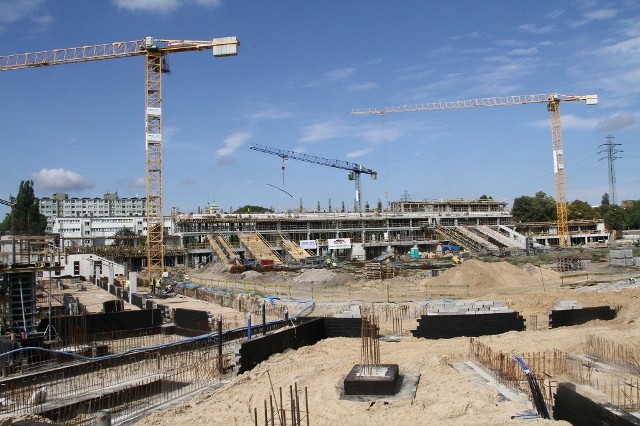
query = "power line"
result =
(598, 135, 622, 205)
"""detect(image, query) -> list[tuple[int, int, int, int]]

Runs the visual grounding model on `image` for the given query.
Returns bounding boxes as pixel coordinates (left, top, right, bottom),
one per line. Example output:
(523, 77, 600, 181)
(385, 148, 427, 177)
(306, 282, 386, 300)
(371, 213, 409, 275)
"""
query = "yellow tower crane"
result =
(1, 36, 239, 281)
(352, 93, 597, 247)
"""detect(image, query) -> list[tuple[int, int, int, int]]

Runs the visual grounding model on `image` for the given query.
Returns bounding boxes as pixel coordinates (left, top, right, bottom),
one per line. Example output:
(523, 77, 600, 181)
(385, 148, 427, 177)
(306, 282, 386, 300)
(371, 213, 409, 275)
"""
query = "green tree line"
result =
(512, 191, 640, 231)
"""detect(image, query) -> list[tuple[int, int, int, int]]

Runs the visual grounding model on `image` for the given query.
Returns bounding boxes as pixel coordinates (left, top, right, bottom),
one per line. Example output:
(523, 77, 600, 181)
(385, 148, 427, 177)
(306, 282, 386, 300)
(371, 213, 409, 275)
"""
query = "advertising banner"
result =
(328, 238, 351, 249)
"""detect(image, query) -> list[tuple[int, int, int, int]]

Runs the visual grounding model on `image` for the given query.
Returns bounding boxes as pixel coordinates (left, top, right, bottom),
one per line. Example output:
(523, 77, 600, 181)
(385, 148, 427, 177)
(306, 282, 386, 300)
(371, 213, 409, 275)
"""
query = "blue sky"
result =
(1, 0, 638, 214)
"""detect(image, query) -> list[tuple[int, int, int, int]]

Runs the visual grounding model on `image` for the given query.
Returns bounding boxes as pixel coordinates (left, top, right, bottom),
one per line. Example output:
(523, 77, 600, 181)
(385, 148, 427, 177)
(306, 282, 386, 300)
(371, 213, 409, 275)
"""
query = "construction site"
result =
(2, 35, 640, 426)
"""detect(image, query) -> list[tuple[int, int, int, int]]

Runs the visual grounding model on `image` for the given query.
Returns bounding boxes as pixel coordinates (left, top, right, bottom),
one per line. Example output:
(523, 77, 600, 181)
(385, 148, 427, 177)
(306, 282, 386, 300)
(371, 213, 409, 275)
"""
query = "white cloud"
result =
(597, 113, 636, 131)
(346, 148, 373, 158)
(131, 177, 146, 188)
(299, 119, 416, 149)
(299, 121, 347, 143)
(250, 108, 293, 120)
(216, 131, 251, 164)
(325, 67, 355, 81)
(348, 82, 378, 91)
(111, 0, 221, 13)
(514, 23, 554, 35)
(358, 123, 408, 144)
(531, 114, 599, 130)
(597, 36, 640, 57)
(305, 67, 356, 88)
(583, 9, 618, 20)
(179, 178, 196, 185)
(31, 168, 94, 192)
(0, 0, 47, 24)
(0, 0, 53, 32)
(509, 47, 538, 56)
(547, 9, 565, 19)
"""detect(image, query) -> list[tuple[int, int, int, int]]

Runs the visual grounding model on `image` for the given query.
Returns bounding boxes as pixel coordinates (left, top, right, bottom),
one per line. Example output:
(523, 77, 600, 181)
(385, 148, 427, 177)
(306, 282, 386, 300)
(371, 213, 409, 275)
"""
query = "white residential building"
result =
(52, 215, 173, 248)
(38, 192, 146, 234)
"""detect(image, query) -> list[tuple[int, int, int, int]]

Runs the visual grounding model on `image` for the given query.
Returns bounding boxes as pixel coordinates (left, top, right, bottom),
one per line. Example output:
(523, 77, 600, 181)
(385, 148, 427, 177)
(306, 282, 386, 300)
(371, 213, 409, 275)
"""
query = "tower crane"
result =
(249, 144, 378, 212)
(1, 36, 239, 280)
(352, 93, 598, 247)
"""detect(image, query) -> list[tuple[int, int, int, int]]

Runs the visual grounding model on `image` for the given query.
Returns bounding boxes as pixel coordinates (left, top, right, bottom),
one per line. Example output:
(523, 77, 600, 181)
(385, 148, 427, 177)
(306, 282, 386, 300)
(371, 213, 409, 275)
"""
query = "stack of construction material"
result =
(363, 262, 382, 279)
(609, 249, 634, 267)
(363, 262, 395, 280)
(556, 255, 583, 271)
(381, 264, 395, 279)
(411, 300, 525, 339)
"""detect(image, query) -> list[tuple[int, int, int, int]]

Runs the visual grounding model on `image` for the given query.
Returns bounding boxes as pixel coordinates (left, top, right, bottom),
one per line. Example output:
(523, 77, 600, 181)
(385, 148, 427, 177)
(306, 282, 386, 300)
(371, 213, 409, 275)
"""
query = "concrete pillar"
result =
(129, 271, 137, 303)
(108, 264, 114, 287)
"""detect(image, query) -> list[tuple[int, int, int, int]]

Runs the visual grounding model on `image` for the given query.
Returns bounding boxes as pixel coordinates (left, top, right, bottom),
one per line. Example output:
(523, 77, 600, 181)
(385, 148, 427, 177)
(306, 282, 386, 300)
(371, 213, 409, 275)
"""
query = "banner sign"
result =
(300, 240, 317, 249)
(328, 238, 351, 249)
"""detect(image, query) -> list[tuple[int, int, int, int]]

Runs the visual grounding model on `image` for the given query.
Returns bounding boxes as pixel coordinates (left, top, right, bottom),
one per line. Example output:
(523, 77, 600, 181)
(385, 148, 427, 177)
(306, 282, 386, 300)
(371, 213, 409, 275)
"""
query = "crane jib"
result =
(351, 92, 597, 247)
(0, 35, 239, 279)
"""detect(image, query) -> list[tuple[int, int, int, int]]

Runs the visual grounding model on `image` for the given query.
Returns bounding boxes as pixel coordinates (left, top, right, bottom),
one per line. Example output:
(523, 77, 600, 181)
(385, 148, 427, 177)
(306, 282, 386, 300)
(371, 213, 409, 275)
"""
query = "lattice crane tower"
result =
(352, 93, 597, 247)
(1, 36, 239, 280)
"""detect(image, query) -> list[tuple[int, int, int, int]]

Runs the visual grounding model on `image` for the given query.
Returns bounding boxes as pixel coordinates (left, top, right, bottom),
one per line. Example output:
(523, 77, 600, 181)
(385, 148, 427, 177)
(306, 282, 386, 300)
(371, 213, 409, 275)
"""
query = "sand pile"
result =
(240, 270, 263, 280)
(291, 268, 337, 283)
(137, 335, 568, 426)
(425, 259, 560, 290)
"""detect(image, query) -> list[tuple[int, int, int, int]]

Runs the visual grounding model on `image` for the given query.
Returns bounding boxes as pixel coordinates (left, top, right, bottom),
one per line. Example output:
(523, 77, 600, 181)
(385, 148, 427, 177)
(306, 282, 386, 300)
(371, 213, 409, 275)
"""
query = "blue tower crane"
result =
(249, 144, 377, 212)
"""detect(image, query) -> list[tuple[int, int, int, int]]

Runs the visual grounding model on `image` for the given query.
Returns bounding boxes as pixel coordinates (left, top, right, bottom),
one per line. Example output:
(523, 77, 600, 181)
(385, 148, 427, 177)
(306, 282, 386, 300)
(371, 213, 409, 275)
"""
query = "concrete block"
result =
(344, 364, 400, 396)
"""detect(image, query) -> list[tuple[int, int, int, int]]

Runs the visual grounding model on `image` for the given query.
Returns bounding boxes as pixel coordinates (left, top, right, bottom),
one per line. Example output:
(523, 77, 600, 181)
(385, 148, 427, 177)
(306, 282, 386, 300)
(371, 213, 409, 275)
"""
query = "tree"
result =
(568, 200, 594, 220)
(0, 180, 47, 235)
(479, 195, 493, 200)
(601, 193, 610, 206)
(625, 200, 640, 229)
(111, 227, 141, 247)
(511, 191, 556, 223)
(601, 204, 627, 232)
(233, 205, 273, 214)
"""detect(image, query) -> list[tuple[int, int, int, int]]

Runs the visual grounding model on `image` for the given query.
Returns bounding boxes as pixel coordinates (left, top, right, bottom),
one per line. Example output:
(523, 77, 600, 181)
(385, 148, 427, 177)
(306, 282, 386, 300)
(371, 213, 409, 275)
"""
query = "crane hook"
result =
(281, 158, 286, 186)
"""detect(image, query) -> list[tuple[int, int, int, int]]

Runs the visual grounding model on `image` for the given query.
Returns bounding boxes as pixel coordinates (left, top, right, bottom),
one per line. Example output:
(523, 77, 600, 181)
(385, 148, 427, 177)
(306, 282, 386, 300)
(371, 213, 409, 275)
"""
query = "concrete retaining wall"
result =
(322, 317, 362, 338)
(412, 311, 525, 339)
(549, 306, 617, 328)
(173, 308, 210, 332)
(36, 309, 163, 338)
(234, 317, 363, 374)
(554, 382, 640, 425)
(411, 300, 525, 339)
(235, 318, 325, 374)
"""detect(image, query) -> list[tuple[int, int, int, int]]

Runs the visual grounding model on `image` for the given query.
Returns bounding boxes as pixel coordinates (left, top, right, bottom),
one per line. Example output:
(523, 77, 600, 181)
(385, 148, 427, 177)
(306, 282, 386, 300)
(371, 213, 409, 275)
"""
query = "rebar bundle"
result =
(0, 333, 235, 424)
(360, 312, 380, 374)
(253, 382, 309, 426)
(585, 334, 640, 375)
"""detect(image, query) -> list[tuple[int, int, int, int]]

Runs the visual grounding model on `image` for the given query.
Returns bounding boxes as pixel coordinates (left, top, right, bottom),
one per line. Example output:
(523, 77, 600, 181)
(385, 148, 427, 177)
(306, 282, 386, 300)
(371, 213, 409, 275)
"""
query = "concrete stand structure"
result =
(344, 364, 400, 396)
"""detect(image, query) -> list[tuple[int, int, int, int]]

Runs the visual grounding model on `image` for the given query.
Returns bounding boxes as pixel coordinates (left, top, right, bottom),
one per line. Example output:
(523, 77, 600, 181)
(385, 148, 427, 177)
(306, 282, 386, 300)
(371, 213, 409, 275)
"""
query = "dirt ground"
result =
(129, 256, 640, 425)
